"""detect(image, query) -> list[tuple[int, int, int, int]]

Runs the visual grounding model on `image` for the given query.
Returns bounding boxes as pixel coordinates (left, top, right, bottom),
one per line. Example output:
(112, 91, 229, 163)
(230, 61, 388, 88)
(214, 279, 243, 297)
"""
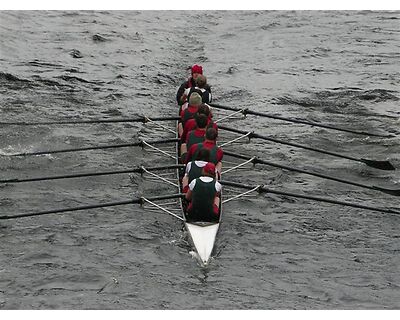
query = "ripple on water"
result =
(0, 10, 400, 309)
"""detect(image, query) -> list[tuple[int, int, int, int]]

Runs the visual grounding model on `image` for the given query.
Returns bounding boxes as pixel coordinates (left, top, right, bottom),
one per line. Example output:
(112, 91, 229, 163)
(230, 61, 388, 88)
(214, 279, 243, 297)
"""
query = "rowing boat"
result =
(176, 108, 222, 266)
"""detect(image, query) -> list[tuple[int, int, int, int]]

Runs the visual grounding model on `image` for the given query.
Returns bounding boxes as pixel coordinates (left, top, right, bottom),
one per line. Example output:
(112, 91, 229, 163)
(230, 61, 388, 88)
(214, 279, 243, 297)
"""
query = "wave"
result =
(57, 75, 105, 85)
(0, 71, 30, 83)
(26, 60, 65, 69)
(70, 49, 83, 59)
(275, 88, 399, 111)
(31, 75, 65, 87)
(92, 34, 108, 42)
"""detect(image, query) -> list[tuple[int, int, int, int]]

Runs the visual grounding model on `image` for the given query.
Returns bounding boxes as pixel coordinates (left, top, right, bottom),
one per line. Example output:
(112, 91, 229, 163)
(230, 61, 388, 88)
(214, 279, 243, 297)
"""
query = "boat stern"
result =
(185, 222, 219, 265)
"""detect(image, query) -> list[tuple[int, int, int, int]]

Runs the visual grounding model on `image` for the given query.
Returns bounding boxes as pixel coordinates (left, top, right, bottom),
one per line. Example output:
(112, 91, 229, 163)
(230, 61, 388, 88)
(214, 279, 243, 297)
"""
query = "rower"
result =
(185, 127, 223, 174)
(182, 148, 212, 193)
(186, 113, 208, 150)
(184, 75, 212, 104)
(176, 64, 211, 106)
(180, 113, 208, 162)
(178, 92, 202, 137)
(185, 162, 221, 223)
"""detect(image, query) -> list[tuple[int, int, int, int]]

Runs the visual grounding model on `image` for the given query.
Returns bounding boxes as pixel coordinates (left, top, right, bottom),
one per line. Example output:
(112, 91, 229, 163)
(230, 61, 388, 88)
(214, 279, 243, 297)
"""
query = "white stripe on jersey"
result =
(189, 176, 222, 192)
(185, 160, 208, 176)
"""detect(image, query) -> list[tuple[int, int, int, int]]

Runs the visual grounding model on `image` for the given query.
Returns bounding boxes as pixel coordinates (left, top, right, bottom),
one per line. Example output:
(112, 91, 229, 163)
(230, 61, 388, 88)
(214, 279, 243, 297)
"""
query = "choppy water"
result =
(0, 11, 399, 309)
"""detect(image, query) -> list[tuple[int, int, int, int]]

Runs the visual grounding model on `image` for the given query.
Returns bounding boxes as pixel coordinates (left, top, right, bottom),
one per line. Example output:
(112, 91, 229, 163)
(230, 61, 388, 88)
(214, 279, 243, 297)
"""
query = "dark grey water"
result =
(0, 11, 399, 309)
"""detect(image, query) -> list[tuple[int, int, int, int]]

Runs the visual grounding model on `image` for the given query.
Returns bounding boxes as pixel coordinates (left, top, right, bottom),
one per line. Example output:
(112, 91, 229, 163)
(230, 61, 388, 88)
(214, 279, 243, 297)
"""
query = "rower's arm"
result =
(176, 81, 188, 105)
(185, 146, 194, 164)
(216, 162, 222, 178)
(185, 189, 192, 201)
(186, 179, 196, 201)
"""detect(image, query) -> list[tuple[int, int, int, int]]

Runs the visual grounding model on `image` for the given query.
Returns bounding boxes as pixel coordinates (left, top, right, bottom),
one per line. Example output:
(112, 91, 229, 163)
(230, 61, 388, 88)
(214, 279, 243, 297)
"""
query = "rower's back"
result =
(187, 148, 211, 184)
(186, 163, 221, 222)
(186, 113, 208, 150)
(190, 177, 219, 222)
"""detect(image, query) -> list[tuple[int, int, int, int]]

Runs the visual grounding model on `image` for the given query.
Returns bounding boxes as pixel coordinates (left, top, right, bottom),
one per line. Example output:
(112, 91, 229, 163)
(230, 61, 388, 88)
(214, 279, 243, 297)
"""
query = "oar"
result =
(0, 194, 185, 220)
(220, 180, 400, 216)
(210, 103, 395, 138)
(224, 151, 400, 196)
(0, 164, 184, 184)
(5, 138, 179, 157)
(0, 116, 180, 126)
(219, 125, 395, 171)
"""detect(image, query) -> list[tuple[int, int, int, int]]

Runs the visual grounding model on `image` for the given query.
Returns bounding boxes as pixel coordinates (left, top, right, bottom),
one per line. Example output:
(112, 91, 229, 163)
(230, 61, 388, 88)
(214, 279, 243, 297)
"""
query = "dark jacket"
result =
(187, 87, 212, 104)
(176, 77, 211, 105)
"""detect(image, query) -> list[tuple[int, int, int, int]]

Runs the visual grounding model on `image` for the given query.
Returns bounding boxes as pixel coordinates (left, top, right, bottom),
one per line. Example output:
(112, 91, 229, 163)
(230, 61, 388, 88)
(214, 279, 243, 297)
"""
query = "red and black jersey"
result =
(181, 117, 218, 143)
(180, 105, 198, 128)
(187, 177, 221, 222)
(185, 160, 209, 184)
(186, 140, 223, 165)
(186, 128, 206, 150)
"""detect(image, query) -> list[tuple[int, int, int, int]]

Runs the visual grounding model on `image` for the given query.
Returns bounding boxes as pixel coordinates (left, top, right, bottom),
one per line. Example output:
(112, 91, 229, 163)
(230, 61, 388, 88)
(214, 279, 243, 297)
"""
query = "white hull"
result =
(185, 221, 220, 265)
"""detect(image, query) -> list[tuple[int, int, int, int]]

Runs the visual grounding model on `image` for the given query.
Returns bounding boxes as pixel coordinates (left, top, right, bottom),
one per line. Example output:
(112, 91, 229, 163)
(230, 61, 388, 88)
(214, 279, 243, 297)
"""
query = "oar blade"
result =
(372, 186, 400, 196)
(0, 178, 19, 183)
(361, 158, 396, 171)
(388, 208, 400, 215)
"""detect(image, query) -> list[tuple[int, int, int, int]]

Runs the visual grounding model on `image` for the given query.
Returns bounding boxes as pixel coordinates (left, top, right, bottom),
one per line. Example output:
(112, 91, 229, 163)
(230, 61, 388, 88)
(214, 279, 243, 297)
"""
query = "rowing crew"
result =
(177, 65, 223, 223)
